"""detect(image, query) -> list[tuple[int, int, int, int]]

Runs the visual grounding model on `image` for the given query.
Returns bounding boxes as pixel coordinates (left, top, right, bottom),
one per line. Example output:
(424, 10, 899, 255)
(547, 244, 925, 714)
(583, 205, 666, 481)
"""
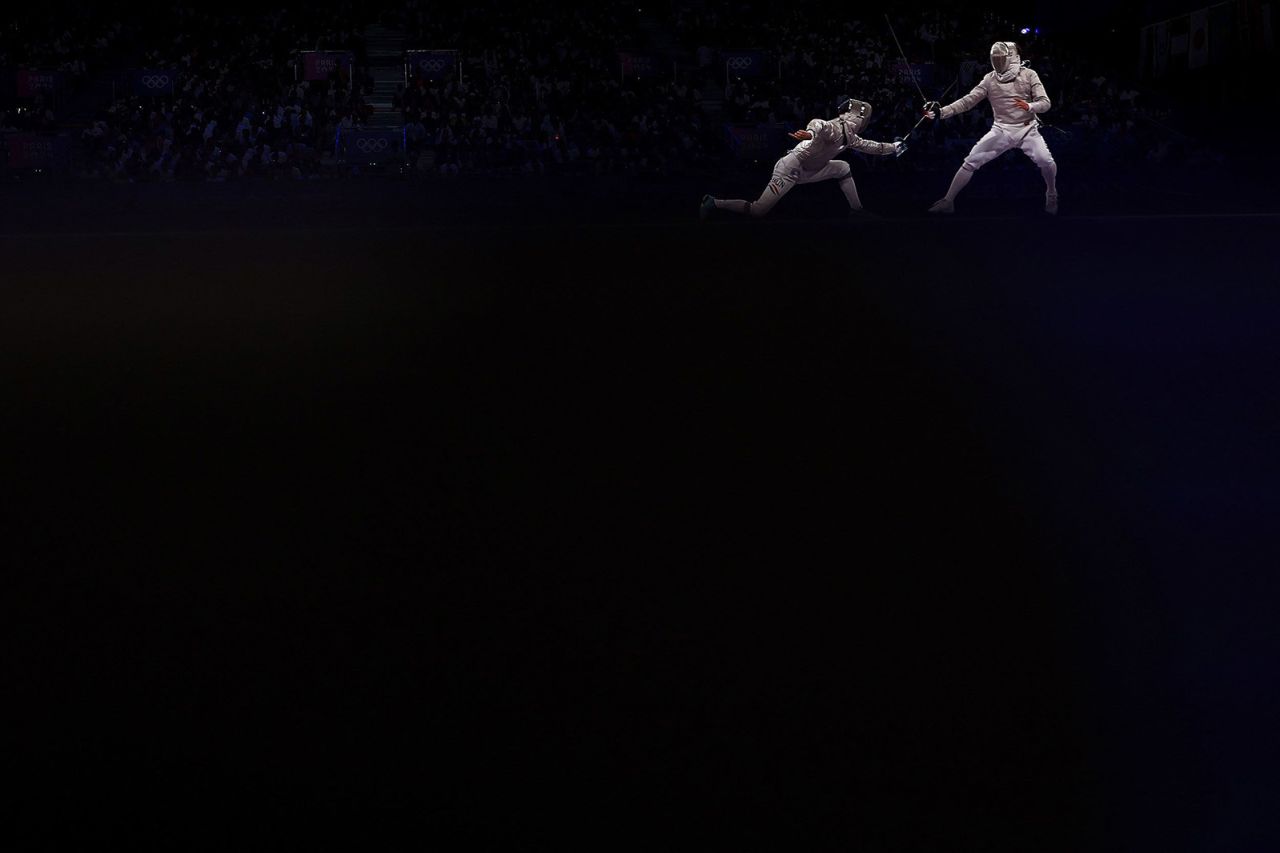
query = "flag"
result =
(1236, 0, 1265, 59)
(1189, 10, 1209, 69)
(1170, 15, 1191, 67)
(1209, 4, 1235, 65)
(1154, 21, 1170, 77)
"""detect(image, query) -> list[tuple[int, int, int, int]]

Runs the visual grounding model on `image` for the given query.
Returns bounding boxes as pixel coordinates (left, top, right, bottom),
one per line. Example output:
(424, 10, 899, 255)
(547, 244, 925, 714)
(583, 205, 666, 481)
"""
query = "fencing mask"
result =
(990, 42, 1021, 83)
(836, 97, 872, 138)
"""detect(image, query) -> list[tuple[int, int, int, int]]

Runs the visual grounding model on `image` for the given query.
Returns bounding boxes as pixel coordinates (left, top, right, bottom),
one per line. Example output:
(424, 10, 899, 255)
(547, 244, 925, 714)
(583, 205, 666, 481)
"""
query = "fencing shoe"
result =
(699, 194, 716, 221)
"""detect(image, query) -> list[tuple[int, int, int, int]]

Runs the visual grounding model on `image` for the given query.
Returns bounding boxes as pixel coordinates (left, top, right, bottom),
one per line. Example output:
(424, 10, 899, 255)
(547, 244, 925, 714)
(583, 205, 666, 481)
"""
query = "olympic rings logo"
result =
(140, 75, 171, 89)
(420, 58, 449, 73)
(727, 56, 756, 71)
(355, 138, 391, 153)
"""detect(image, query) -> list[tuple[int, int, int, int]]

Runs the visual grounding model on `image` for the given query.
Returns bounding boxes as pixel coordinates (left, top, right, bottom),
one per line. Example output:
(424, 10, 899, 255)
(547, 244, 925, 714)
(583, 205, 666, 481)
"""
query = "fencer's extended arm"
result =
(846, 135, 897, 156)
(1026, 70, 1051, 114)
(939, 81, 988, 120)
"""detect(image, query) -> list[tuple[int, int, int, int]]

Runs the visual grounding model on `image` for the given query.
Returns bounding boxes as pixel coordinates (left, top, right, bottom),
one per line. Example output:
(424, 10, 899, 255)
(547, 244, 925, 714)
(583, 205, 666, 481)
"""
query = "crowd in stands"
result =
(0, 1, 1225, 180)
(3, 3, 373, 179)
(387, 2, 718, 176)
(83, 4, 373, 180)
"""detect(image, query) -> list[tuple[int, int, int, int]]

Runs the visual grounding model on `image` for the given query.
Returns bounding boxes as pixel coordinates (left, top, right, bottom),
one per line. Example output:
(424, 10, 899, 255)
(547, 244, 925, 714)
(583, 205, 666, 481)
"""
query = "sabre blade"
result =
(900, 78, 959, 143)
(897, 113, 930, 144)
(884, 13, 927, 105)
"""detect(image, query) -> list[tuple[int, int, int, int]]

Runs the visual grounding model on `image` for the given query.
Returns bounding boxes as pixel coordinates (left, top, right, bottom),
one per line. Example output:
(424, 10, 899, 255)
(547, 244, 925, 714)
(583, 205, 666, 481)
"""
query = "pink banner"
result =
(302, 52, 353, 82)
(619, 53, 660, 78)
(15, 70, 60, 98)
(5, 134, 69, 169)
(725, 124, 786, 160)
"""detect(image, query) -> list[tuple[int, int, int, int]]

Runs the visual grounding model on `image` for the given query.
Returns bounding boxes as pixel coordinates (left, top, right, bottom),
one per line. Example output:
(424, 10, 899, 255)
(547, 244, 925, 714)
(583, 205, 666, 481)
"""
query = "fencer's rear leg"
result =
(699, 194, 717, 220)
(708, 169, 795, 218)
(1021, 131, 1059, 214)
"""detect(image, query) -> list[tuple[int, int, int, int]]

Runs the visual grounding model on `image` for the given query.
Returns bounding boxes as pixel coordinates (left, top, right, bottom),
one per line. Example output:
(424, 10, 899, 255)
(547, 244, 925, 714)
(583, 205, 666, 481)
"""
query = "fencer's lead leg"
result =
(929, 127, 1013, 213)
(801, 159, 874, 217)
(799, 159, 864, 210)
(838, 172, 864, 210)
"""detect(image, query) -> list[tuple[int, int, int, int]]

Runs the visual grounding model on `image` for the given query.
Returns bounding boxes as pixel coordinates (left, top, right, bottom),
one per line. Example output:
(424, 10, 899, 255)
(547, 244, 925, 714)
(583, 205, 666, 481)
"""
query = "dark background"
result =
(4, 179, 1280, 848)
(4, 1, 1280, 848)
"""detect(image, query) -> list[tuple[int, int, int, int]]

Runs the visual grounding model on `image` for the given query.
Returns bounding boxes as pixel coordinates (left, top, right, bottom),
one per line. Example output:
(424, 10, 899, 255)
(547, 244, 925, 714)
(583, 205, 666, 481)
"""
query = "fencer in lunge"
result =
(700, 98, 905, 220)
(923, 42, 1059, 215)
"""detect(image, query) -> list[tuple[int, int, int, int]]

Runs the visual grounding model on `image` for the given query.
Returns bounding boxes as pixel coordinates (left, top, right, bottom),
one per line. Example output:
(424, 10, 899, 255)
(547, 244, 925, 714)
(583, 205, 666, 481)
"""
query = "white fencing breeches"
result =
(945, 124, 1057, 201)
(715, 154, 860, 217)
(962, 124, 1055, 170)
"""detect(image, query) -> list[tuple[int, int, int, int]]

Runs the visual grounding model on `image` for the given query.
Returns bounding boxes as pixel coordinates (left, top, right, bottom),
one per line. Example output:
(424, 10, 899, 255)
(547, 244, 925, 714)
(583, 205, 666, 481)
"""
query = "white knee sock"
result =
(839, 176, 863, 210)
(945, 166, 974, 202)
(1042, 161, 1058, 195)
(714, 199, 752, 215)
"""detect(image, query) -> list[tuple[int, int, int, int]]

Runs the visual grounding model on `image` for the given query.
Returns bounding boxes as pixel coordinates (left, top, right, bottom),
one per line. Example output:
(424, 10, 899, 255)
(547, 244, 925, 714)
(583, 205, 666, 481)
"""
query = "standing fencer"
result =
(923, 42, 1058, 215)
(700, 98, 905, 220)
